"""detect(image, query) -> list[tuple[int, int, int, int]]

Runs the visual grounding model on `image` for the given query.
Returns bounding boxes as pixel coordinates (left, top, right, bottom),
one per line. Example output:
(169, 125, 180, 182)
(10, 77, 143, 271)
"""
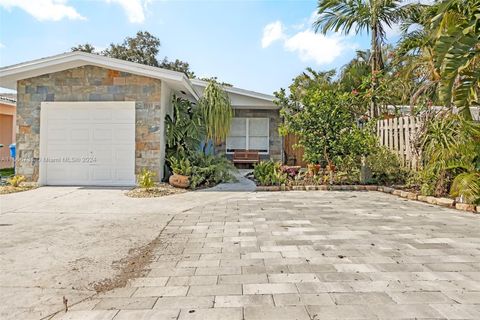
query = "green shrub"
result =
(138, 169, 156, 190)
(189, 153, 236, 189)
(7, 175, 25, 187)
(335, 155, 361, 184)
(366, 146, 406, 185)
(168, 153, 236, 190)
(253, 160, 287, 186)
(278, 90, 375, 167)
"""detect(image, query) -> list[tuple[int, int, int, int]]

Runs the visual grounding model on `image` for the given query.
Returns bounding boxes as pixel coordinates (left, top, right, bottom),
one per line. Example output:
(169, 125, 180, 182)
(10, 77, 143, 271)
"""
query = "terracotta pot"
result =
(169, 174, 190, 188)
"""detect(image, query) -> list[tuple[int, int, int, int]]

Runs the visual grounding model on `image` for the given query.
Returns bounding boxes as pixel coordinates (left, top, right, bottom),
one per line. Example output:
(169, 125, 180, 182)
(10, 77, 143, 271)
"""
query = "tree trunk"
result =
(370, 24, 380, 118)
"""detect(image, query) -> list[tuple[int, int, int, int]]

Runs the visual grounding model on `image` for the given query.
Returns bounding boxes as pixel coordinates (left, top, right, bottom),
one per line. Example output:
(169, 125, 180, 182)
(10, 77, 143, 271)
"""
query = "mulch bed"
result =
(125, 183, 187, 198)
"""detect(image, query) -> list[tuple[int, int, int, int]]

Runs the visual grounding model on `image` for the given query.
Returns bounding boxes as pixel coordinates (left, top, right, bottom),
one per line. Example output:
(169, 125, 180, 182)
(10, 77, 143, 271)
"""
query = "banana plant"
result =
(433, 0, 479, 119)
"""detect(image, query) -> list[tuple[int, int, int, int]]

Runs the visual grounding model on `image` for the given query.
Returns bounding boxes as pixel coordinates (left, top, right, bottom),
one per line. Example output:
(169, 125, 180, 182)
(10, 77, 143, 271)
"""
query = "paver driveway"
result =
(51, 190, 480, 320)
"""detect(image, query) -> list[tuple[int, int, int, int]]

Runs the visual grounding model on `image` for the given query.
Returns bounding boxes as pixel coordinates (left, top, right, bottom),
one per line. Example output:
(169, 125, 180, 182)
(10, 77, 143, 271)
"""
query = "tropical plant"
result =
(314, 0, 419, 116)
(433, 0, 479, 119)
(165, 96, 205, 159)
(189, 153, 237, 189)
(395, 3, 441, 106)
(198, 80, 233, 144)
(289, 68, 337, 101)
(168, 156, 192, 176)
(450, 172, 480, 205)
(7, 175, 25, 187)
(138, 169, 156, 191)
(253, 160, 287, 186)
(415, 113, 480, 200)
(338, 50, 371, 93)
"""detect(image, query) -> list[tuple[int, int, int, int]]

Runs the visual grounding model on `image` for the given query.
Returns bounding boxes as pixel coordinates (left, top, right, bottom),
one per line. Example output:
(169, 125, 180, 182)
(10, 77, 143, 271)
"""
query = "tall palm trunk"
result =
(370, 24, 379, 118)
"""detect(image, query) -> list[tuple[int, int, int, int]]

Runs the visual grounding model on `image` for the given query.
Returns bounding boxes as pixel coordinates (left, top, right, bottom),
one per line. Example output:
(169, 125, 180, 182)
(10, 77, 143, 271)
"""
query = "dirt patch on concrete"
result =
(89, 215, 174, 293)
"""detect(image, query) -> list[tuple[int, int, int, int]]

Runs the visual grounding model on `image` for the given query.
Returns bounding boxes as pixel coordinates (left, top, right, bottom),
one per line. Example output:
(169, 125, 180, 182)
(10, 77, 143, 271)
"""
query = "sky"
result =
(0, 0, 402, 95)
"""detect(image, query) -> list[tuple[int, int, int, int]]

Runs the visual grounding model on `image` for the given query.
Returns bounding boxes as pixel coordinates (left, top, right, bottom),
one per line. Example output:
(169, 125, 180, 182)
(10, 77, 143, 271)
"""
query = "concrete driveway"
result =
(0, 185, 250, 320)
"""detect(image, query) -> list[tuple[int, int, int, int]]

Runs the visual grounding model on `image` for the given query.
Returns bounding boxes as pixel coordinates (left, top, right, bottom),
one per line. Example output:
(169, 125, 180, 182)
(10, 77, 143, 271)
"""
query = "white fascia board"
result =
(0, 100, 16, 107)
(191, 79, 275, 102)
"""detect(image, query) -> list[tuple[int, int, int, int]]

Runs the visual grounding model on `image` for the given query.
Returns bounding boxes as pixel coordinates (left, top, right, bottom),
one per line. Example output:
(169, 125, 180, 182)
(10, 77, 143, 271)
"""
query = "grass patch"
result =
(0, 167, 14, 177)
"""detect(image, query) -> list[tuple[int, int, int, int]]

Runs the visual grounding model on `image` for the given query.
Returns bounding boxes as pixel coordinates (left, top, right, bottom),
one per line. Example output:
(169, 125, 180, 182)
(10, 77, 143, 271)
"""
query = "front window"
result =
(226, 117, 269, 154)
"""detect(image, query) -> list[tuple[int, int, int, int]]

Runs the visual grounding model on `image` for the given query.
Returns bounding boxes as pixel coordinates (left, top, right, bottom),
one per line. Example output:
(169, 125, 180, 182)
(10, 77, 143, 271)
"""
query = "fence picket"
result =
(376, 115, 421, 171)
(398, 117, 405, 166)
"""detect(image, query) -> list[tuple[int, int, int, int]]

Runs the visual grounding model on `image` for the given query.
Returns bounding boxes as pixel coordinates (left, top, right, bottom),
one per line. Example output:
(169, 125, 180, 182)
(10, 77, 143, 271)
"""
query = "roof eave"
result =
(0, 52, 199, 99)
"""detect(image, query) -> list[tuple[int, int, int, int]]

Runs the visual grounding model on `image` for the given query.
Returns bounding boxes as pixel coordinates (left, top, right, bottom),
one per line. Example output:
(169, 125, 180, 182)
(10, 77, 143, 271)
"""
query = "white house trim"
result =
(191, 79, 278, 110)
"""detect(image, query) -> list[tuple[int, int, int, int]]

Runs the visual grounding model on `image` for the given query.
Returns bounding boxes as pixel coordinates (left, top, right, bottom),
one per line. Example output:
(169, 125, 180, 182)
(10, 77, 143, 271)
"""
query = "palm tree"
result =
(395, 3, 441, 106)
(338, 50, 371, 93)
(290, 68, 336, 100)
(313, 0, 419, 116)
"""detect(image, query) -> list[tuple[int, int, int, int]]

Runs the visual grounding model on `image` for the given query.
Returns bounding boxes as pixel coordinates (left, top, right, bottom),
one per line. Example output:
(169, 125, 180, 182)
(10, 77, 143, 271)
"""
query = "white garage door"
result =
(40, 101, 136, 186)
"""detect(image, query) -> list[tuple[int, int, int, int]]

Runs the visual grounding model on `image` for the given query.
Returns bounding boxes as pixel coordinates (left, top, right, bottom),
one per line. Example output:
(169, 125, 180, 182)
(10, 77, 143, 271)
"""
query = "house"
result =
(0, 95, 16, 169)
(0, 52, 281, 186)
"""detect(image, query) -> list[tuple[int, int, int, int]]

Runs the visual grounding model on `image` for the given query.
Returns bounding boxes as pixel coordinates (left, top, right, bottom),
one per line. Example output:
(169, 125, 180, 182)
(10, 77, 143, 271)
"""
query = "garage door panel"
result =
(113, 124, 135, 140)
(113, 109, 136, 122)
(92, 108, 113, 121)
(91, 147, 113, 165)
(47, 164, 90, 184)
(70, 108, 93, 121)
(70, 128, 90, 141)
(90, 166, 113, 181)
(114, 146, 135, 162)
(47, 128, 69, 141)
(47, 109, 71, 120)
(116, 169, 134, 180)
(42, 102, 136, 186)
(92, 127, 113, 141)
(48, 144, 91, 157)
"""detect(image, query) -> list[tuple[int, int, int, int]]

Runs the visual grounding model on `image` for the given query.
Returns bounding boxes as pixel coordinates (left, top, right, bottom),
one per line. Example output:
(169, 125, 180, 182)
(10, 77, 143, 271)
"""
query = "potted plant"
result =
(168, 156, 192, 188)
(307, 163, 321, 176)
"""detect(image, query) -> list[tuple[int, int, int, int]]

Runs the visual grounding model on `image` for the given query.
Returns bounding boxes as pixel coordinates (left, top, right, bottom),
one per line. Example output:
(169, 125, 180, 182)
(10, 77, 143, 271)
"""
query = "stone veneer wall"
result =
(215, 108, 282, 162)
(16, 65, 163, 181)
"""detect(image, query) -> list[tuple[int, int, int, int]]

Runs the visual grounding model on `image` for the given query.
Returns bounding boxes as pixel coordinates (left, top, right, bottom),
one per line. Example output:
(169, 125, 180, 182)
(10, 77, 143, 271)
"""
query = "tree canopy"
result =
(71, 31, 195, 78)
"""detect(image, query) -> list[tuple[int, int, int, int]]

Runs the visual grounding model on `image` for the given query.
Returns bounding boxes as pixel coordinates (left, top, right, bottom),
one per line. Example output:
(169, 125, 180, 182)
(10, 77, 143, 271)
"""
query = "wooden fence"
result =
(284, 133, 307, 167)
(376, 116, 422, 170)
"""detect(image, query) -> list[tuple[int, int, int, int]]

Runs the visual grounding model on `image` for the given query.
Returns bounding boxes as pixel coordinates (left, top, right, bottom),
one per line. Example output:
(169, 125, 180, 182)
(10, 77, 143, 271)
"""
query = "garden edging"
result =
(255, 184, 479, 214)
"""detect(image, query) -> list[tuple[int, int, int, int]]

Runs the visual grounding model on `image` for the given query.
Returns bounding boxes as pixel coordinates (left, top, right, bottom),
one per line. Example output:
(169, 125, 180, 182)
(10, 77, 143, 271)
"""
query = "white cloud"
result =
(261, 12, 353, 66)
(261, 21, 285, 48)
(0, 42, 5, 49)
(384, 23, 402, 39)
(0, 0, 85, 21)
(106, 0, 146, 24)
(284, 30, 345, 65)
